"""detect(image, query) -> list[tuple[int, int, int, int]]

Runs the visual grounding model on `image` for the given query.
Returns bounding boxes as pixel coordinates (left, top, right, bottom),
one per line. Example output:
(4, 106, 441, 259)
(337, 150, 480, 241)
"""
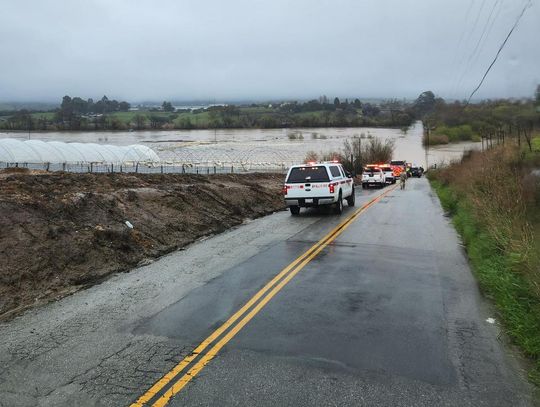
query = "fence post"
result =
(182, 164, 185, 174)
(111, 164, 114, 173)
(46, 162, 50, 172)
(214, 166, 216, 174)
(231, 165, 234, 173)
(207, 167, 210, 175)
(120, 165, 123, 173)
(90, 163, 93, 173)
(161, 165, 163, 174)
(196, 167, 199, 174)
(136, 163, 139, 173)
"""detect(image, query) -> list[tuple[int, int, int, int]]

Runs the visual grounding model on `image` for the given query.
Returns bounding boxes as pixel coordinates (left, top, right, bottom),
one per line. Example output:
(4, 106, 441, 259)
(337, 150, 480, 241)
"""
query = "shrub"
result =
(304, 151, 319, 163)
(432, 124, 476, 143)
(423, 134, 449, 146)
(303, 137, 395, 175)
(433, 146, 539, 293)
(430, 166, 540, 384)
(287, 131, 303, 140)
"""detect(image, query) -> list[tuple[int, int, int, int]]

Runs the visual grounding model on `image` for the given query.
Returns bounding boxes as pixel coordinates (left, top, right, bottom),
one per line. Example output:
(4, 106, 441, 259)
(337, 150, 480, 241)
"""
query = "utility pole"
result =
(213, 97, 217, 144)
(424, 120, 430, 170)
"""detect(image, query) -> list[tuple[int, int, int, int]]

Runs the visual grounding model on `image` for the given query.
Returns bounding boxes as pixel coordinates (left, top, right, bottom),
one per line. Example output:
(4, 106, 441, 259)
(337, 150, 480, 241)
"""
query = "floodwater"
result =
(0, 121, 480, 168)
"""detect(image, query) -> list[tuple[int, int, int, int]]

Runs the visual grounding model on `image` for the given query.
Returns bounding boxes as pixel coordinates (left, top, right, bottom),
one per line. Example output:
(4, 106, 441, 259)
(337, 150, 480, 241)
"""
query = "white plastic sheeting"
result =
(0, 138, 160, 164)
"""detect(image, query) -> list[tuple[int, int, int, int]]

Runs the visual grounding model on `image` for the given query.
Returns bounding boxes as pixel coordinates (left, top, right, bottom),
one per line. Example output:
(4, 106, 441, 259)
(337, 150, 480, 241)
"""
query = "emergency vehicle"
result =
(366, 163, 395, 184)
(283, 162, 355, 215)
(390, 160, 407, 179)
(361, 166, 386, 188)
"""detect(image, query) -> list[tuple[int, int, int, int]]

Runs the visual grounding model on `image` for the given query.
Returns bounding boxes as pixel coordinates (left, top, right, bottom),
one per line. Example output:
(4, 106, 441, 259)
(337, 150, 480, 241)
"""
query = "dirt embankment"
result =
(0, 170, 285, 319)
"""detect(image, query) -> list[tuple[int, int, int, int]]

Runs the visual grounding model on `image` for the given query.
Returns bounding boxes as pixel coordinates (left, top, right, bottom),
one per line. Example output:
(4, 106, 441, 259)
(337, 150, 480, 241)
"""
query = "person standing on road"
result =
(400, 171, 407, 190)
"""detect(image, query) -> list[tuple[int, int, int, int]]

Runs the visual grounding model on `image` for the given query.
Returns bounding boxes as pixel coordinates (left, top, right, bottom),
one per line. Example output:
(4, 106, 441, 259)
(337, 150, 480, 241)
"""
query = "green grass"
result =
(424, 134, 449, 146)
(433, 124, 478, 143)
(109, 111, 171, 121)
(0, 105, 412, 131)
(532, 136, 540, 152)
(30, 112, 56, 120)
(239, 106, 277, 114)
(430, 178, 540, 385)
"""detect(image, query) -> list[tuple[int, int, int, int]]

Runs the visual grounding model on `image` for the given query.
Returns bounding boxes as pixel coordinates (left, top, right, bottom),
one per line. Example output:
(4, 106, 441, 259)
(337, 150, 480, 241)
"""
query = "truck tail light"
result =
(282, 184, 290, 195)
(329, 182, 337, 193)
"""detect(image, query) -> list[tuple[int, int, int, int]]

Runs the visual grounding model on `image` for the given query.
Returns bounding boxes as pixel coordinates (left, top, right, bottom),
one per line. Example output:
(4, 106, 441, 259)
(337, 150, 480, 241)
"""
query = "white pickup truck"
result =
(361, 167, 386, 188)
(283, 162, 355, 215)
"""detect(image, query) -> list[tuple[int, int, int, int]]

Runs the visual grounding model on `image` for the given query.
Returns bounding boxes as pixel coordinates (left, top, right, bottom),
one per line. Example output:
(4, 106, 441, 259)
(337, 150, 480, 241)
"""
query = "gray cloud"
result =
(1, 0, 538, 102)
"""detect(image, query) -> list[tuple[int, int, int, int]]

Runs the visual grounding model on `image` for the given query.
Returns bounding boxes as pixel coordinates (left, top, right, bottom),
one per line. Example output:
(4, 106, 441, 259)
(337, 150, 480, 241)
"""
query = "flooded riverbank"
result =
(0, 122, 480, 168)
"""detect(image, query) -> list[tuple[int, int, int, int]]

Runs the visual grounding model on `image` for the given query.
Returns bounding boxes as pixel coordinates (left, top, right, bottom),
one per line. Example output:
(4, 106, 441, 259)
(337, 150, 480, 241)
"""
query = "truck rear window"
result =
(287, 166, 329, 183)
(329, 166, 341, 177)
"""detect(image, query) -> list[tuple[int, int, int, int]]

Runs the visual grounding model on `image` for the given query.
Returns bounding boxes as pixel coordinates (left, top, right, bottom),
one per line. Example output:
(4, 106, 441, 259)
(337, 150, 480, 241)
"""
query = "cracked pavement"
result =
(0, 206, 320, 407)
(0, 179, 535, 406)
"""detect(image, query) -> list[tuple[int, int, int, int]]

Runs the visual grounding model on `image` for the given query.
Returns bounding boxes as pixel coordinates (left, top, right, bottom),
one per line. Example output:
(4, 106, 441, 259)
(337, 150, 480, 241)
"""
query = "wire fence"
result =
(0, 161, 288, 175)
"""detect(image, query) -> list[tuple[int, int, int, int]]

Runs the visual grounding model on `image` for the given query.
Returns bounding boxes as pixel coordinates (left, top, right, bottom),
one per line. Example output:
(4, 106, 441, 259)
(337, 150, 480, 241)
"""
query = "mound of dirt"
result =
(0, 171, 285, 319)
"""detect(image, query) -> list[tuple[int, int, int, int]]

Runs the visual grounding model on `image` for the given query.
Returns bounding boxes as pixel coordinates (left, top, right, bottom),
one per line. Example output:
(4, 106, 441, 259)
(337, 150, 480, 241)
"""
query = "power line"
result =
(467, 0, 532, 103)
(449, 0, 476, 74)
(467, 0, 501, 68)
(454, 0, 476, 51)
(466, 0, 488, 43)
(453, 0, 488, 96)
(470, 0, 504, 69)
(449, 1, 478, 98)
(455, 0, 502, 96)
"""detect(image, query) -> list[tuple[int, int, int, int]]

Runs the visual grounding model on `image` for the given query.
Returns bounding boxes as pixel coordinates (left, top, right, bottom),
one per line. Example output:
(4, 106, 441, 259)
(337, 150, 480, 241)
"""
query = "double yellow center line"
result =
(130, 185, 397, 407)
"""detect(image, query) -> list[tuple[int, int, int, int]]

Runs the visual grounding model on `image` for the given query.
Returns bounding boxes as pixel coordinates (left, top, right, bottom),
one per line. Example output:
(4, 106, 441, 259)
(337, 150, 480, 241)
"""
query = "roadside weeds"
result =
(428, 145, 540, 386)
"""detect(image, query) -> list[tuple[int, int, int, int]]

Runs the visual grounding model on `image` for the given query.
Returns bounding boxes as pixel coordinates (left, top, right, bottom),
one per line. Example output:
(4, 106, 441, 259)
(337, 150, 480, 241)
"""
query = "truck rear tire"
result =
(346, 188, 355, 206)
(290, 206, 300, 216)
(334, 192, 343, 215)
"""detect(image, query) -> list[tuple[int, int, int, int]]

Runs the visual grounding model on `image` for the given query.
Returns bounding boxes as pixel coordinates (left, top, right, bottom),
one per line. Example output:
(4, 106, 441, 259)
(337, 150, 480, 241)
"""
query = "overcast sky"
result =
(0, 0, 538, 103)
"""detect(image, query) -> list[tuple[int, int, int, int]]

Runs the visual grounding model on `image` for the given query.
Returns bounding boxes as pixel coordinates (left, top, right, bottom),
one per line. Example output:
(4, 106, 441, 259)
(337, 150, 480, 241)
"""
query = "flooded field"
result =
(0, 122, 480, 169)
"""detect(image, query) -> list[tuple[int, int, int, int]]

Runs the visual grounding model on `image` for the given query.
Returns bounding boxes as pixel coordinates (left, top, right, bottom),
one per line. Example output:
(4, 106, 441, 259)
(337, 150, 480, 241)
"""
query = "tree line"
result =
(0, 95, 414, 131)
(5, 89, 538, 133)
(419, 88, 540, 150)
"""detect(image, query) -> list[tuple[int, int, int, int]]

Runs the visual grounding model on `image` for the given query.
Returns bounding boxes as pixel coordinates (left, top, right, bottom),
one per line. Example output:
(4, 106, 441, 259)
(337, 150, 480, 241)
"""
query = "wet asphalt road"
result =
(135, 179, 532, 406)
(0, 178, 534, 406)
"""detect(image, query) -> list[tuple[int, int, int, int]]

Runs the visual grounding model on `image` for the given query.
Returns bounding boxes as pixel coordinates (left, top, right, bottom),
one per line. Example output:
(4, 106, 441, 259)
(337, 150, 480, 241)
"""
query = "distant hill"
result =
(0, 102, 58, 111)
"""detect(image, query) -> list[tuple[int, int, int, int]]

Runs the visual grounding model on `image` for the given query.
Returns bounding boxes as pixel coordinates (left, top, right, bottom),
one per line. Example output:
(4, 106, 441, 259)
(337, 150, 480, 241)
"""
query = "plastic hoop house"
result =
(0, 138, 160, 164)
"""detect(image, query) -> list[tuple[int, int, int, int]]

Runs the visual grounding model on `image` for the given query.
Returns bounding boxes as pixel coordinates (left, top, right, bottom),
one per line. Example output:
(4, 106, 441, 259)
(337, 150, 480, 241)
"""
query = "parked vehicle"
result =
(390, 160, 407, 167)
(379, 164, 396, 184)
(410, 166, 424, 177)
(366, 163, 395, 184)
(361, 167, 386, 188)
(283, 162, 355, 215)
(390, 160, 407, 179)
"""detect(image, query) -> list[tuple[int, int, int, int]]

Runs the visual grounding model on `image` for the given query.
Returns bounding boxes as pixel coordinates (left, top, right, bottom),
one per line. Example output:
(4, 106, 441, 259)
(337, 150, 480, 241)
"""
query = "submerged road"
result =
(0, 178, 534, 406)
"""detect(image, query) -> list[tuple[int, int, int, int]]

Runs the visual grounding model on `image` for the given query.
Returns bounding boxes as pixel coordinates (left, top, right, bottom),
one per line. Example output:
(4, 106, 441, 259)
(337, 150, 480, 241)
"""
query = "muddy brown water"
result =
(0, 121, 480, 168)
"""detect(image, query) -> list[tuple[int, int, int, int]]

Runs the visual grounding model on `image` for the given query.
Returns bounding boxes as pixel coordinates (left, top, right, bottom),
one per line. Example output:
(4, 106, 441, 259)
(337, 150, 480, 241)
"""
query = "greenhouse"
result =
(0, 138, 160, 165)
